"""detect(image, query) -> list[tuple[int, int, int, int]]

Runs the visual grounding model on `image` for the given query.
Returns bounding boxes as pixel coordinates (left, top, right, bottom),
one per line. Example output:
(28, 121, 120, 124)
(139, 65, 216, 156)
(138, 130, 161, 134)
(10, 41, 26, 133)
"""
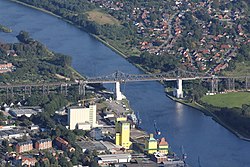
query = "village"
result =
(0, 88, 186, 167)
(89, 0, 249, 74)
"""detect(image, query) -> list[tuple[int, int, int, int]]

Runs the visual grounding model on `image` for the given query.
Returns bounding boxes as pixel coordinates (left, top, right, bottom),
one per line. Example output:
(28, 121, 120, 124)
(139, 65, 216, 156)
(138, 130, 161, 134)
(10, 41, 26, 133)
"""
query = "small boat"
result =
(181, 145, 187, 163)
(128, 112, 138, 124)
(154, 120, 161, 136)
(137, 111, 142, 126)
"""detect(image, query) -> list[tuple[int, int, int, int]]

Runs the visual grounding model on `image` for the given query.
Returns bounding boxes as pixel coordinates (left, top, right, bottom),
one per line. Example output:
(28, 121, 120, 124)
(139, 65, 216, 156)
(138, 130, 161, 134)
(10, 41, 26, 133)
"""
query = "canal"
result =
(0, 0, 250, 166)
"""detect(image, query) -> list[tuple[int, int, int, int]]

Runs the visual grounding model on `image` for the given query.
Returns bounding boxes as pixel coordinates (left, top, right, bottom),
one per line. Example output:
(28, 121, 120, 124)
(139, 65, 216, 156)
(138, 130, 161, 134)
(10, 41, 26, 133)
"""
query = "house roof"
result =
(158, 137, 168, 146)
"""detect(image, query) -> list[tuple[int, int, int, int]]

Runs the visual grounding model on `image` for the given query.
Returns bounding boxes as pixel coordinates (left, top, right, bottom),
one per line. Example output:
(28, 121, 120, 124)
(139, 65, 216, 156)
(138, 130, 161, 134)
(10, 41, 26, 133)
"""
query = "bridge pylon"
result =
(78, 82, 86, 96)
(174, 78, 183, 98)
(6, 86, 14, 99)
(246, 77, 249, 91)
(24, 85, 32, 96)
(227, 78, 235, 91)
(115, 81, 123, 101)
(211, 78, 219, 93)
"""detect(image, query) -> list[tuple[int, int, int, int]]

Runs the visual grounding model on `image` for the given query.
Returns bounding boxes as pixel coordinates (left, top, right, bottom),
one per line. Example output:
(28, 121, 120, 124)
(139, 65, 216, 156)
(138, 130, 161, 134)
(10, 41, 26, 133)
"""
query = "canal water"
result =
(1, 1, 250, 166)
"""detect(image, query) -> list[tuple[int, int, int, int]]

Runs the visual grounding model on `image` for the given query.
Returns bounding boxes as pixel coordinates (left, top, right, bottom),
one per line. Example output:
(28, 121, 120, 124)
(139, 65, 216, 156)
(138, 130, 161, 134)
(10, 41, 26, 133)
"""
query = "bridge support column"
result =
(175, 79, 183, 98)
(227, 78, 235, 91)
(245, 77, 248, 91)
(6, 87, 8, 99)
(211, 79, 218, 93)
(115, 81, 123, 101)
(78, 82, 86, 96)
(43, 85, 46, 95)
(25, 85, 32, 96)
(65, 84, 67, 96)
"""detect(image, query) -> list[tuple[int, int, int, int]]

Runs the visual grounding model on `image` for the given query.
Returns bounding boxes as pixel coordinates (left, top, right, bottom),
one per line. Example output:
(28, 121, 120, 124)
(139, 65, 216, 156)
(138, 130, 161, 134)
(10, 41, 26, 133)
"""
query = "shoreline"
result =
(166, 93, 250, 141)
(91, 35, 148, 74)
(9, 0, 250, 142)
(67, 65, 86, 80)
(9, 0, 63, 19)
(8, 0, 149, 75)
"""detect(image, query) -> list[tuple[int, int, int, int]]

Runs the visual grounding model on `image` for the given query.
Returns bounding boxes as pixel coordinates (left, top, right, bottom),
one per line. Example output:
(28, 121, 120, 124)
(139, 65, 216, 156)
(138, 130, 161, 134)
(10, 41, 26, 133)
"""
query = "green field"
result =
(86, 10, 120, 25)
(201, 92, 250, 108)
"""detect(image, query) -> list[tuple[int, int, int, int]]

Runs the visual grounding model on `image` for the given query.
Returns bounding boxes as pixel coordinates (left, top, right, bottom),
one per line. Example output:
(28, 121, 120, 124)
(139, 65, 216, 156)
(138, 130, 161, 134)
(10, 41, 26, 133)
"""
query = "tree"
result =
(71, 156, 78, 165)
(73, 129, 86, 136)
(2, 140, 12, 153)
(50, 156, 58, 166)
(58, 155, 73, 167)
(16, 31, 32, 44)
(35, 162, 41, 167)
(90, 161, 99, 167)
(58, 155, 68, 167)
(212, 0, 220, 9)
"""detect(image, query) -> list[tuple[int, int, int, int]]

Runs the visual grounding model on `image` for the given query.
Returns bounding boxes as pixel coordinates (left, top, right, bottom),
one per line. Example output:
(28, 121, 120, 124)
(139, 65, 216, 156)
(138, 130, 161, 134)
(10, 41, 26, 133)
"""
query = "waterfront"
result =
(1, 0, 250, 166)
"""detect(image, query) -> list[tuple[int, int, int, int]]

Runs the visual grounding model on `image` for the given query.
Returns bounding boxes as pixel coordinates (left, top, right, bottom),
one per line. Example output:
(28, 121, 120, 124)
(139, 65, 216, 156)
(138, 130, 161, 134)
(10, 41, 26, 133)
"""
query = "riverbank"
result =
(10, 0, 250, 143)
(166, 93, 250, 141)
(9, 0, 62, 19)
(9, 0, 150, 75)
(67, 65, 86, 80)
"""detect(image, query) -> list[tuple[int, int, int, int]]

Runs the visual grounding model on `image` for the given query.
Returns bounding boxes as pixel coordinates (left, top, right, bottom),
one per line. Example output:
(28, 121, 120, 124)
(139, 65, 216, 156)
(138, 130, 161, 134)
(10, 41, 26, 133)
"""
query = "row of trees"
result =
(140, 52, 179, 72)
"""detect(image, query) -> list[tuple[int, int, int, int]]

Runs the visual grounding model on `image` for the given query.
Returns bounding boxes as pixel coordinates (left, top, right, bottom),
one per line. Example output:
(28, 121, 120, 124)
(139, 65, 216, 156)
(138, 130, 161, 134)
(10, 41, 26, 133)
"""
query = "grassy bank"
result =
(92, 35, 149, 74)
(86, 10, 120, 25)
(201, 92, 250, 108)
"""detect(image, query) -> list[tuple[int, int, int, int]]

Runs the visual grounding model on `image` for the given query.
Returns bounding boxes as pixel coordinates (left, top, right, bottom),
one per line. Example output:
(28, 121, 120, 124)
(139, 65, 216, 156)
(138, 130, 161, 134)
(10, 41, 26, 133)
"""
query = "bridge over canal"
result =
(1, 69, 250, 100)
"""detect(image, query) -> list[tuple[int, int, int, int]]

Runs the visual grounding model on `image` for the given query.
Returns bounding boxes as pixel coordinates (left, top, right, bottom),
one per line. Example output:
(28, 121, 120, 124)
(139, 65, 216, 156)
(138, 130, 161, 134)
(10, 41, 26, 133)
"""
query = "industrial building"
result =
(115, 117, 132, 149)
(158, 137, 169, 154)
(67, 104, 97, 130)
(145, 134, 169, 155)
(95, 153, 132, 166)
(77, 140, 106, 154)
(145, 134, 158, 154)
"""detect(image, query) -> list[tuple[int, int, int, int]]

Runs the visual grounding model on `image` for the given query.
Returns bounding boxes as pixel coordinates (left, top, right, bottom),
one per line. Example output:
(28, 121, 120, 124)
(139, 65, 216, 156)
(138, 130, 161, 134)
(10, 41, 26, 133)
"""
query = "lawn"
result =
(86, 10, 120, 25)
(201, 92, 250, 108)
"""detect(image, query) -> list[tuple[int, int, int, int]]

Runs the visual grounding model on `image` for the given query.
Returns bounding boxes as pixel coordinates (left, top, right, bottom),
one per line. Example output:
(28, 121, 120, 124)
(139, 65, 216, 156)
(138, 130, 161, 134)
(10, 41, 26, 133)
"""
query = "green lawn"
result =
(86, 10, 120, 25)
(201, 92, 250, 108)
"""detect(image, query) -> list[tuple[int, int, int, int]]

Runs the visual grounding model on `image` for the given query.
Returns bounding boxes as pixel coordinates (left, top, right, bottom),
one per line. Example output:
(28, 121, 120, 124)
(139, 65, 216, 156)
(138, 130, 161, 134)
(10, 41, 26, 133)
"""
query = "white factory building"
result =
(95, 153, 132, 166)
(68, 104, 97, 130)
